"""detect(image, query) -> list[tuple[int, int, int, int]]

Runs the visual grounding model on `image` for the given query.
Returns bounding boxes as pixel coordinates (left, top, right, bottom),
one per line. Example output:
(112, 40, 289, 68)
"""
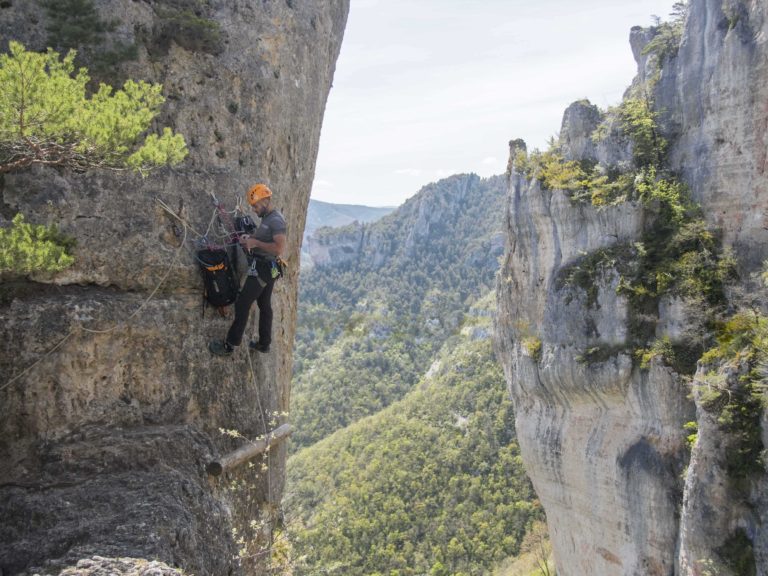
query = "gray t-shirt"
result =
(251, 209, 286, 260)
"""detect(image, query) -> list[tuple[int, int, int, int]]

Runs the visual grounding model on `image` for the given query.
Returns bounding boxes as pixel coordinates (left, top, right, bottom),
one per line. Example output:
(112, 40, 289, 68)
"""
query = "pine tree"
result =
(0, 41, 187, 274)
(0, 41, 187, 174)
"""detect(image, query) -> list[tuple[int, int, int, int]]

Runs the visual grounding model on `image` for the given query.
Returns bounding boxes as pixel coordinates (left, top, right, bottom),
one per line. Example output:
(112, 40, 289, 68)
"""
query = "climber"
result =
(209, 183, 286, 356)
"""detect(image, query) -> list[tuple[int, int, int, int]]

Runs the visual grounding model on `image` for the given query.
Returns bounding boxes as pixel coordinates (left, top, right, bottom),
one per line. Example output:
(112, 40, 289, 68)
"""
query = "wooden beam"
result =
(206, 423, 292, 476)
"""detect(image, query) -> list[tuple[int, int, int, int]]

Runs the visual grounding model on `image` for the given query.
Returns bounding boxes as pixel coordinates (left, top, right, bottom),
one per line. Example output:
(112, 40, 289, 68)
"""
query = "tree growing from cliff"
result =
(0, 41, 187, 174)
(0, 41, 188, 275)
(0, 214, 74, 274)
(41, 0, 138, 77)
(643, 1, 688, 63)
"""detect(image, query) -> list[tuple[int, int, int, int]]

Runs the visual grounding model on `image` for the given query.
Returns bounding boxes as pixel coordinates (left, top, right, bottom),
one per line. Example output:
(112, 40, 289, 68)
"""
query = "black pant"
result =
(226, 264, 275, 347)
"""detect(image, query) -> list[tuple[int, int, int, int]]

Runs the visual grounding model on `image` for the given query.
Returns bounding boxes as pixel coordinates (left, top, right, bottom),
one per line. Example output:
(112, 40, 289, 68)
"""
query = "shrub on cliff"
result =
(0, 41, 187, 174)
(0, 214, 74, 275)
(41, 0, 138, 78)
(0, 41, 187, 274)
(642, 1, 689, 64)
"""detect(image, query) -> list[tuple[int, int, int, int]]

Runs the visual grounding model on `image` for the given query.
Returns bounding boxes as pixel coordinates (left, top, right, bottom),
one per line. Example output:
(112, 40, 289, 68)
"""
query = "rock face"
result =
(665, 0, 768, 273)
(0, 1, 348, 575)
(496, 173, 693, 576)
(495, 1, 768, 574)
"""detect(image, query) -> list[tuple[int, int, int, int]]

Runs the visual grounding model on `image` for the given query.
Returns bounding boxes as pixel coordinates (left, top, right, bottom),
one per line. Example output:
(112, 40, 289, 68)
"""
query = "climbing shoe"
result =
(248, 340, 270, 353)
(209, 339, 234, 356)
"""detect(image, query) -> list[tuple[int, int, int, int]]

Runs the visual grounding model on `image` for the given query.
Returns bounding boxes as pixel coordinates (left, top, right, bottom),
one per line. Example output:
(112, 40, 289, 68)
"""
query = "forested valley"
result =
(284, 174, 547, 575)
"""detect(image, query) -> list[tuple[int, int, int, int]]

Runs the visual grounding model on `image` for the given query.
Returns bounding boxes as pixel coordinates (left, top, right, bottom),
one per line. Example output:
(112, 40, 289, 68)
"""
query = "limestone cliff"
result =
(495, 0, 767, 574)
(0, 1, 348, 575)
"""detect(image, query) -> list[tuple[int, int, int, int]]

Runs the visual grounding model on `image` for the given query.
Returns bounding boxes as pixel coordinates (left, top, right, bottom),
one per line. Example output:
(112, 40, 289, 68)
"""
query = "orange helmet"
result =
(247, 183, 272, 205)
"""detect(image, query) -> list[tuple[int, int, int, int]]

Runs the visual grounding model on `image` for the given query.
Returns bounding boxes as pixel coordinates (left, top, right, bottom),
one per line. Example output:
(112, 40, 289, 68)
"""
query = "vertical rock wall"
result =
(495, 0, 767, 574)
(0, 1, 348, 574)
(496, 170, 693, 575)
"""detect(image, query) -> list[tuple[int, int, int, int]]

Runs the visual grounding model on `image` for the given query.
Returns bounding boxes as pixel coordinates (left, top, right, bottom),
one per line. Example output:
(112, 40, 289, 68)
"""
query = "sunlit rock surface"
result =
(0, 1, 348, 574)
(495, 0, 768, 574)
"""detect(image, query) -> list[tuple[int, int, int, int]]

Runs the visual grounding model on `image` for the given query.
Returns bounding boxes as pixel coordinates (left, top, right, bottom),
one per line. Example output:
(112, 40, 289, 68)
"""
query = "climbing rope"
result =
(157, 196, 242, 251)
(1, 221, 188, 392)
(245, 343, 273, 503)
(3, 190, 254, 391)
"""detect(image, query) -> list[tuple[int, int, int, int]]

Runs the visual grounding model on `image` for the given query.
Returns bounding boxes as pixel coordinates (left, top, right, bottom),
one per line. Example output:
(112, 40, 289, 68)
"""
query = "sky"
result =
(311, 0, 679, 207)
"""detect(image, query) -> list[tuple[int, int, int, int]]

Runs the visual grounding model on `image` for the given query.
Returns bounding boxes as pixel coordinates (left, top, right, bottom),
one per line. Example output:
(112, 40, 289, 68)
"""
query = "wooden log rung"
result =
(206, 423, 292, 476)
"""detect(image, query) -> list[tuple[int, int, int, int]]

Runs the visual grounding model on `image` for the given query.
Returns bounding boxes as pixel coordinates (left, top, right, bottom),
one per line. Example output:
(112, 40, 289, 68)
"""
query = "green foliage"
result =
(615, 170, 732, 337)
(42, 0, 112, 48)
(514, 148, 589, 192)
(683, 420, 698, 450)
(0, 42, 187, 174)
(698, 312, 766, 367)
(522, 336, 542, 362)
(292, 175, 506, 448)
(642, 2, 688, 63)
(582, 169, 635, 206)
(697, 311, 767, 478)
(127, 127, 188, 171)
(287, 333, 542, 576)
(494, 521, 555, 576)
(618, 98, 667, 168)
(558, 246, 632, 308)
(41, 0, 138, 77)
(515, 96, 667, 204)
(515, 144, 640, 207)
(636, 336, 674, 369)
(0, 213, 75, 275)
(574, 344, 627, 365)
(560, 164, 730, 364)
(717, 528, 757, 576)
(547, 97, 731, 373)
(617, 207, 731, 354)
(147, 8, 224, 56)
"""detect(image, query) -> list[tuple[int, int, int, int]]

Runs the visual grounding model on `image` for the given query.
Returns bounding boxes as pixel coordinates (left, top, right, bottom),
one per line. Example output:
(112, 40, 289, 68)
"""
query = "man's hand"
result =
(239, 235, 258, 251)
(238, 233, 285, 257)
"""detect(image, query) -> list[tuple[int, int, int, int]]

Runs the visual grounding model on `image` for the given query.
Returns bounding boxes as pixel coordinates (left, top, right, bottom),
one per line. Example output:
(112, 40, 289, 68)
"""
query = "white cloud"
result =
(481, 157, 498, 165)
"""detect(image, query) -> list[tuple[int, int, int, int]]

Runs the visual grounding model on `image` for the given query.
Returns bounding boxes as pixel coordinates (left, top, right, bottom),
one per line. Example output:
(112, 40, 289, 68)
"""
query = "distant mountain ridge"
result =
(306, 173, 506, 270)
(306, 199, 394, 234)
(302, 199, 394, 266)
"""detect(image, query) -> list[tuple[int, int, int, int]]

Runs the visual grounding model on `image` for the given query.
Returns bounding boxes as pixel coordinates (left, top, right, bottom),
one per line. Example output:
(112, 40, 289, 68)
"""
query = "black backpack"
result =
(197, 248, 238, 308)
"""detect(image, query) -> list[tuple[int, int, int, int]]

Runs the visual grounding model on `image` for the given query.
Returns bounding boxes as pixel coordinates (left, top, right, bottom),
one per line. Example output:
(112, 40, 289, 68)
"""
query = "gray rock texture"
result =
(305, 220, 367, 268)
(495, 0, 768, 574)
(497, 164, 692, 576)
(559, 100, 602, 163)
(0, 1, 348, 574)
(678, 363, 762, 576)
(663, 0, 768, 273)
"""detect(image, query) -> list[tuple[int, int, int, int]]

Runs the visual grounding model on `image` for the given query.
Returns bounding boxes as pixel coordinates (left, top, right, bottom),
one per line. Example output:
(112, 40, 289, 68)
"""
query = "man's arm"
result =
(241, 233, 286, 258)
